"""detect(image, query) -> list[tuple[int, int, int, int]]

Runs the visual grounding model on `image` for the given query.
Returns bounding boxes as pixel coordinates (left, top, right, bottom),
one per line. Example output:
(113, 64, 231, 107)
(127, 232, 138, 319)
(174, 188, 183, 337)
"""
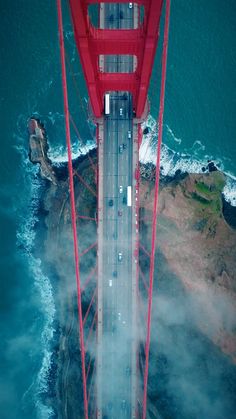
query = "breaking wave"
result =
(141, 115, 236, 207)
(16, 142, 55, 419)
(46, 112, 236, 207)
(47, 139, 96, 164)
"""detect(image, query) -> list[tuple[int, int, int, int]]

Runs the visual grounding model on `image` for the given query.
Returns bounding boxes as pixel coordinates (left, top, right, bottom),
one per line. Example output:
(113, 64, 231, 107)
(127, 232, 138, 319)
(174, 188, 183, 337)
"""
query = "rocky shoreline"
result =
(29, 119, 236, 418)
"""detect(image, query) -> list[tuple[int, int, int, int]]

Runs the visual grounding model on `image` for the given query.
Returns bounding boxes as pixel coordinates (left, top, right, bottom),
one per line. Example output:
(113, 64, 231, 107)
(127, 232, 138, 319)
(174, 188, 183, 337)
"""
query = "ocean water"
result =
(0, 1, 235, 418)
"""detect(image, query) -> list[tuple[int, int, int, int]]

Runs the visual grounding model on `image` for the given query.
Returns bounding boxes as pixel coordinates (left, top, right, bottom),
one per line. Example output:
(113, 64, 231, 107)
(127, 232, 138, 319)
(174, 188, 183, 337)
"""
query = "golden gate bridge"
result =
(56, 0, 170, 417)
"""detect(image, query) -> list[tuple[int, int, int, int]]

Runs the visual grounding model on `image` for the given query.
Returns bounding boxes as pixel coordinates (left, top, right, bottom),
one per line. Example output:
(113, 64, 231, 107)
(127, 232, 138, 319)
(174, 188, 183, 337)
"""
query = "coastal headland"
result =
(29, 119, 236, 418)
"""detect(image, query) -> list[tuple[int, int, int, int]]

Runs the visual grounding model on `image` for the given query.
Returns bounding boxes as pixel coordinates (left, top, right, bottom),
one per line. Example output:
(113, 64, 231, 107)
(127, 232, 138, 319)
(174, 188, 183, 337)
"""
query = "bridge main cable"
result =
(142, 0, 171, 418)
(56, 1, 88, 418)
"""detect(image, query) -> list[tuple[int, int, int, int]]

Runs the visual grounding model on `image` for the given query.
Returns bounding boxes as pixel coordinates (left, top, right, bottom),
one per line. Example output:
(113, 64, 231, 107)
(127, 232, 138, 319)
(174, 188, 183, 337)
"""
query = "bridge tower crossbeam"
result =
(69, 0, 163, 118)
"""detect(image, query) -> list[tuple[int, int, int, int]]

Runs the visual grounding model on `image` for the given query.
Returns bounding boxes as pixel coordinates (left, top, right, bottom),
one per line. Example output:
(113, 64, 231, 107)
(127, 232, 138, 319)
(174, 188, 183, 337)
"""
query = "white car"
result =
(119, 185, 123, 193)
(109, 279, 112, 287)
(119, 108, 123, 116)
(129, 3, 133, 8)
(128, 130, 131, 139)
(118, 252, 123, 262)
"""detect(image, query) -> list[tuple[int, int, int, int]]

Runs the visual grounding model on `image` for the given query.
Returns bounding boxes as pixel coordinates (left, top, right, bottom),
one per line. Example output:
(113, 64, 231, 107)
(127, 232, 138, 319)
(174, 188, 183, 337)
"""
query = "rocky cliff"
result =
(140, 169, 236, 363)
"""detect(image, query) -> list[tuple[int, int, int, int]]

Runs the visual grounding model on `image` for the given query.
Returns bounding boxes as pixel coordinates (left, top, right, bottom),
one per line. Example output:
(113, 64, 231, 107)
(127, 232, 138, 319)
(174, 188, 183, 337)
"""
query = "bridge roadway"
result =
(97, 3, 139, 418)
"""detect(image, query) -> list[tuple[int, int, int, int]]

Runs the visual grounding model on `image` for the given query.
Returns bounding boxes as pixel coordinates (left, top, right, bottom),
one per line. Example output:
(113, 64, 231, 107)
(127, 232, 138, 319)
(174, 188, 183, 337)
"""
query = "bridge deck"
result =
(97, 3, 139, 418)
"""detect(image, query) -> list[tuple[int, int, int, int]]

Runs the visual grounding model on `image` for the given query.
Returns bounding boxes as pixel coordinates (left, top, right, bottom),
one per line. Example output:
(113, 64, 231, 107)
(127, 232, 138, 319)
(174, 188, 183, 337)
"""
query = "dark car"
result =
(109, 199, 113, 207)
(113, 271, 117, 277)
(118, 210, 122, 216)
(123, 143, 127, 149)
(109, 14, 114, 23)
(119, 144, 123, 154)
(123, 196, 127, 205)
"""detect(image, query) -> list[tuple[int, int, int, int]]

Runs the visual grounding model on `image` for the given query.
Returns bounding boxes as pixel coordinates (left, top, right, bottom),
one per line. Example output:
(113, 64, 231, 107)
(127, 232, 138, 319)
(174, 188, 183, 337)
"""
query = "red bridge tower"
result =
(69, 0, 163, 118)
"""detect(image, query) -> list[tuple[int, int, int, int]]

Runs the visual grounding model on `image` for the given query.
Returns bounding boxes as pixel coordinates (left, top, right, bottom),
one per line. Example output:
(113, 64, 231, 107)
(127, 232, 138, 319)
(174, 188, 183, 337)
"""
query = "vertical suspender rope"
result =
(56, 1, 88, 418)
(142, 1, 171, 418)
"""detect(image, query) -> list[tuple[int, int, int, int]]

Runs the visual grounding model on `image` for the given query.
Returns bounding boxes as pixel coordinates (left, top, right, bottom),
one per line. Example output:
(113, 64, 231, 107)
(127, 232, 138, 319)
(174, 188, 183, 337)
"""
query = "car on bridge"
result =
(121, 399, 128, 412)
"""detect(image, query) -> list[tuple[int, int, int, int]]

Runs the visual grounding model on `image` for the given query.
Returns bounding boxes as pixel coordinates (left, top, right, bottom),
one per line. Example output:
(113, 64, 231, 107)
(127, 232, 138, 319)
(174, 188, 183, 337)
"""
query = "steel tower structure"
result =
(69, 0, 163, 118)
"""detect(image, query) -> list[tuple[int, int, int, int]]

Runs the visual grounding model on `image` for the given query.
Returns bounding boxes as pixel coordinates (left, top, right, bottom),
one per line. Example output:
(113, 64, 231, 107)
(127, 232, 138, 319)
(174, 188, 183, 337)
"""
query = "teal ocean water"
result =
(0, 1, 235, 418)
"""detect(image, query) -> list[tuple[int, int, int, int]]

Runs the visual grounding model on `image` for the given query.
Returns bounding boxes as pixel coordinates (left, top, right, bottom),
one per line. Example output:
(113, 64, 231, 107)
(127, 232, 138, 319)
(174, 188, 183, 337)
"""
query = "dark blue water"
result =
(0, 1, 235, 418)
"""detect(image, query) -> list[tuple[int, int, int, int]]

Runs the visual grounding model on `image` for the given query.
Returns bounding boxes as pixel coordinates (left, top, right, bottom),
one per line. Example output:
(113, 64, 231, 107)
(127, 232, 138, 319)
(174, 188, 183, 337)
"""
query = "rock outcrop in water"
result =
(28, 118, 57, 185)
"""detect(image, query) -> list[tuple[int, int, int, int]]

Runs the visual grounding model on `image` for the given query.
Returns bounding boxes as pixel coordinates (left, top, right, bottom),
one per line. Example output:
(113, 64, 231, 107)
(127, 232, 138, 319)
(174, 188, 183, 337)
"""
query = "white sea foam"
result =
(16, 143, 56, 419)
(166, 124, 182, 145)
(223, 175, 236, 206)
(15, 110, 97, 417)
(141, 114, 236, 206)
(15, 126, 96, 418)
(47, 112, 236, 206)
(47, 139, 96, 164)
(47, 111, 64, 125)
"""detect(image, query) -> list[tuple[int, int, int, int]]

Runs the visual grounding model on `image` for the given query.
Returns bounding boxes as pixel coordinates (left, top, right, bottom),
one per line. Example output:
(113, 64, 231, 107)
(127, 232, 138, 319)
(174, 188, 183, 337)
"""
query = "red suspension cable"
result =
(139, 244, 150, 258)
(56, 1, 88, 418)
(85, 310, 97, 351)
(81, 265, 97, 293)
(80, 242, 97, 258)
(86, 354, 93, 381)
(139, 267, 149, 293)
(69, 113, 97, 176)
(77, 214, 96, 222)
(88, 364, 96, 404)
(83, 287, 97, 327)
(74, 170, 97, 198)
(142, 1, 171, 418)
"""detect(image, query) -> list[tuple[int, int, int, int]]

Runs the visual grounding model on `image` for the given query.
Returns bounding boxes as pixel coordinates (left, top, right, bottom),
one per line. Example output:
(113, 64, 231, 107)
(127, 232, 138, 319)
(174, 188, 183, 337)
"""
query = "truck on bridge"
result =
(127, 186, 132, 207)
